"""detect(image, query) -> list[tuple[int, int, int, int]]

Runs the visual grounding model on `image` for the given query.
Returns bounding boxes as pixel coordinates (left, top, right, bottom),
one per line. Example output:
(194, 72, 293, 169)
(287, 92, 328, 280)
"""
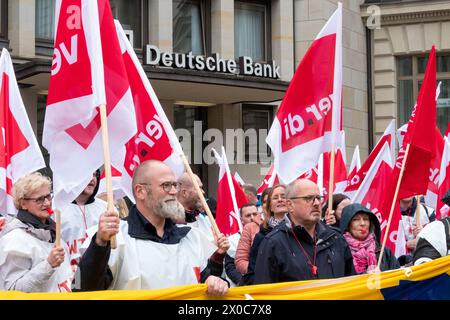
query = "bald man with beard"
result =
(78, 160, 229, 295)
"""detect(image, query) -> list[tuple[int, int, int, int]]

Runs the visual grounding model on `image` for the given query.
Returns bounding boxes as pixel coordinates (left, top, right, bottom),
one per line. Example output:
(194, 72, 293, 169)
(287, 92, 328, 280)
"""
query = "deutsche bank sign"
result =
(145, 45, 281, 80)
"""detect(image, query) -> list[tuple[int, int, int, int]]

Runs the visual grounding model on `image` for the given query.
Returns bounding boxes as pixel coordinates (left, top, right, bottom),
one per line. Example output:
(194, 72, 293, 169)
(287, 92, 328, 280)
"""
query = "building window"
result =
(35, 0, 55, 40)
(0, 0, 8, 47)
(110, 0, 148, 49)
(242, 105, 273, 163)
(234, 0, 270, 62)
(35, 1, 148, 49)
(173, 0, 210, 55)
(397, 54, 450, 134)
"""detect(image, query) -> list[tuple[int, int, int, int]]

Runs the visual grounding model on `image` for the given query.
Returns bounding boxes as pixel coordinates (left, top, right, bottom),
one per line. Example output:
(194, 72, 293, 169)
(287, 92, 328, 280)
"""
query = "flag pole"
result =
(99, 104, 117, 249)
(327, 145, 336, 217)
(415, 195, 421, 227)
(376, 143, 411, 270)
(55, 209, 61, 247)
(180, 153, 221, 237)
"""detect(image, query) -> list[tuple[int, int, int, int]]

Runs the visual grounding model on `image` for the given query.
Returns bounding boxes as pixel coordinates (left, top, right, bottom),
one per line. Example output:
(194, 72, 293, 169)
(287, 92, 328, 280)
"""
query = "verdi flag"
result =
(43, 0, 137, 210)
(104, 21, 185, 202)
(266, 3, 343, 184)
(0, 49, 46, 216)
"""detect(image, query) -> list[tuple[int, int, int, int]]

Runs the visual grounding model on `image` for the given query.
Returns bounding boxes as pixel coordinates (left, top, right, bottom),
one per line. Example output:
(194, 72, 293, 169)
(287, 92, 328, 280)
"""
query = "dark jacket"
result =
(253, 216, 356, 284)
(340, 203, 400, 273)
(239, 224, 273, 285)
(79, 205, 226, 291)
(224, 254, 241, 285)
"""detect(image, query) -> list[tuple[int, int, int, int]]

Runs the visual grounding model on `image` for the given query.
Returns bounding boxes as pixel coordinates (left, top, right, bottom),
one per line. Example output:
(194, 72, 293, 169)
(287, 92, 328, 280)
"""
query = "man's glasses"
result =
(23, 193, 53, 205)
(139, 182, 181, 193)
(289, 195, 324, 204)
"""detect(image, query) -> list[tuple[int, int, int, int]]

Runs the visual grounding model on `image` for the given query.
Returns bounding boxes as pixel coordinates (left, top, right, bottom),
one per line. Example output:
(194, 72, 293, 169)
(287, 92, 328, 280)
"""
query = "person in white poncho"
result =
(78, 160, 229, 295)
(0, 172, 72, 292)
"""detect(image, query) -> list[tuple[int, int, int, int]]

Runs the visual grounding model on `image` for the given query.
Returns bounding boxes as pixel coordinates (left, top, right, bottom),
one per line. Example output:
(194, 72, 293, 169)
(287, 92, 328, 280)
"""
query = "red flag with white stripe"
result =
(345, 119, 395, 200)
(352, 142, 404, 255)
(43, 0, 137, 209)
(436, 137, 450, 219)
(213, 148, 248, 236)
(101, 21, 184, 202)
(0, 49, 46, 216)
(257, 164, 279, 196)
(349, 145, 361, 178)
(266, 3, 343, 184)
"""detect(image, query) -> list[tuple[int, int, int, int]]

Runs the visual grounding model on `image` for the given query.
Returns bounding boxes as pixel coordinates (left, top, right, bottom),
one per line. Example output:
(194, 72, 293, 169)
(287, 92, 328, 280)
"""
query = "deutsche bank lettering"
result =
(145, 45, 281, 79)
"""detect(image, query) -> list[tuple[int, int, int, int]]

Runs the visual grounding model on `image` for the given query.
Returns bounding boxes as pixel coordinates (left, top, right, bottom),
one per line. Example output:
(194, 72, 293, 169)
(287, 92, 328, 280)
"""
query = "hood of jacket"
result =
(340, 203, 381, 242)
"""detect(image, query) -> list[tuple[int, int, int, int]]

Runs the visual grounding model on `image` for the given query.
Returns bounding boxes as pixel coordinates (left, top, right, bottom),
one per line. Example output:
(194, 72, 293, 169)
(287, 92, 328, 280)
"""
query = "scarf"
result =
(268, 215, 285, 228)
(343, 231, 377, 274)
(16, 209, 56, 243)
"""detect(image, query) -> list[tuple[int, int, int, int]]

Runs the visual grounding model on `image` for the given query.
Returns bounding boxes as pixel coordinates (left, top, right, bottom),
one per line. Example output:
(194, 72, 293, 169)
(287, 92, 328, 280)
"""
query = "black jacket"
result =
(79, 205, 225, 291)
(254, 216, 356, 284)
(239, 224, 273, 286)
(340, 203, 400, 272)
(224, 254, 241, 285)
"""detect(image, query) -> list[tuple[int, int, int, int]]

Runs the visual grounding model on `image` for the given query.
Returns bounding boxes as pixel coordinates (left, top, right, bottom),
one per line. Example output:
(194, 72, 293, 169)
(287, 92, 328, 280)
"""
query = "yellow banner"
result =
(1, 255, 449, 300)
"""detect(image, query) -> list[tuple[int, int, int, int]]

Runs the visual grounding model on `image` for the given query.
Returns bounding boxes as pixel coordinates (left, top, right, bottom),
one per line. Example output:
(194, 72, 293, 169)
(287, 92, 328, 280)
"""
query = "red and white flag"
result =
(352, 142, 404, 255)
(394, 46, 437, 200)
(436, 137, 450, 219)
(0, 49, 46, 215)
(43, 0, 137, 209)
(213, 147, 249, 236)
(345, 119, 395, 200)
(257, 164, 280, 196)
(349, 145, 361, 178)
(322, 131, 347, 197)
(266, 3, 343, 184)
(102, 21, 184, 202)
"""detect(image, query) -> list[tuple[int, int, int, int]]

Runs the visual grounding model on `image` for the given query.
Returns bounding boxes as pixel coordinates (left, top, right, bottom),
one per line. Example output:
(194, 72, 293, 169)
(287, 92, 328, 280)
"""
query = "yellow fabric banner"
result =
(1, 255, 449, 300)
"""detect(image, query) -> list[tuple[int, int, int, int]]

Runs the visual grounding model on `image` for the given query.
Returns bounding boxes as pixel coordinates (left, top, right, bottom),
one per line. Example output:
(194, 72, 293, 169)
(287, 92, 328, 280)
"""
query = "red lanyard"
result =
(291, 229, 318, 276)
(77, 205, 88, 236)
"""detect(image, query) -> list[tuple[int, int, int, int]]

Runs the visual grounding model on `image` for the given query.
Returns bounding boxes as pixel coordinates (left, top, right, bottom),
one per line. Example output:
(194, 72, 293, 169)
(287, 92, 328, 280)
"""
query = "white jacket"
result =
(0, 218, 72, 292)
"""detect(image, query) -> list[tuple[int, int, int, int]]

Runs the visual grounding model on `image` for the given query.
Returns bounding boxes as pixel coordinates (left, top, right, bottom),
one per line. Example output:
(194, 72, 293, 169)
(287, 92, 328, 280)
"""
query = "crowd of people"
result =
(0, 160, 449, 295)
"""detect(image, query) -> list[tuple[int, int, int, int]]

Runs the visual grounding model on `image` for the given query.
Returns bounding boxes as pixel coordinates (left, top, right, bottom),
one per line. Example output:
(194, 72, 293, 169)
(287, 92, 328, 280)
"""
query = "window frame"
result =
(234, 0, 271, 62)
(172, 0, 211, 56)
(241, 104, 274, 163)
(397, 53, 450, 133)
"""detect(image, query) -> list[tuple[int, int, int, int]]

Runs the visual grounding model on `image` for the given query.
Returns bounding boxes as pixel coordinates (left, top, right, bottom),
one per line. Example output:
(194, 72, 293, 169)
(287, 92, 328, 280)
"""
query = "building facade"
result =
(2, 0, 448, 196)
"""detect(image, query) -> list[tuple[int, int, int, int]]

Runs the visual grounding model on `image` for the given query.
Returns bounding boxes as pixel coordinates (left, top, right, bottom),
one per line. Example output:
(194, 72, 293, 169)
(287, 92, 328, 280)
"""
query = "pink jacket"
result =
(235, 222, 260, 274)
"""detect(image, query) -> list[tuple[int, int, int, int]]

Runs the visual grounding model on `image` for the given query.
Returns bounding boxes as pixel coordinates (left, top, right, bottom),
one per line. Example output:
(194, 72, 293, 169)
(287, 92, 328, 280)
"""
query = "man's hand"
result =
(214, 232, 230, 255)
(96, 210, 120, 246)
(47, 246, 65, 268)
(205, 275, 228, 296)
(406, 239, 417, 251)
(412, 225, 423, 238)
(325, 209, 336, 226)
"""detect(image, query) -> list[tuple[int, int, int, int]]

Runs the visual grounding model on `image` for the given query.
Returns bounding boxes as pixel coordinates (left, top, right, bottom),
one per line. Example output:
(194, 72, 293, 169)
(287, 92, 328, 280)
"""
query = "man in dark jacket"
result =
(254, 179, 355, 284)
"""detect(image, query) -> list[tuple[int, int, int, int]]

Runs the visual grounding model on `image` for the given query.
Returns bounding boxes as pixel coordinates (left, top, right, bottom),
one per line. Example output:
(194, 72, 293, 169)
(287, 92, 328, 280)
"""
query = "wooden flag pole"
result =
(55, 209, 61, 247)
(415, 195, 421, 227)
(180, 153, 221, 237)
(99, 104, 117, 249)
(327, 144, 336, 217)
(376, 143, 411, 271)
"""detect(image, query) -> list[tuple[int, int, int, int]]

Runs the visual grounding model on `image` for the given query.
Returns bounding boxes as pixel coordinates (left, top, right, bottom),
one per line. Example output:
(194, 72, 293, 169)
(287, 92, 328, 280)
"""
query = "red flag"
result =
(352, 142, 404, 255)
(43, 0, 137, 209)
(102, 21, 184, 202)
(257, 164, 279, 196)
(322, 146, 347, 196)
(436, 137, 450, 219)
(0, 49, 45, 215)
(345, 119, 395, 199)
(266, 4, 343, 184)
(394, 46, 437, 199)
(423, 128, 444, 208)
(213, 148, 248, 236)
(348, 145, 361, 179)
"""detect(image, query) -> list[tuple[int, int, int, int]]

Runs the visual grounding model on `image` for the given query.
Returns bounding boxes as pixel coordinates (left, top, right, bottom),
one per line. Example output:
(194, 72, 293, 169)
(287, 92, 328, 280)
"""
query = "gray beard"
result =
(154, 199, 185, 221)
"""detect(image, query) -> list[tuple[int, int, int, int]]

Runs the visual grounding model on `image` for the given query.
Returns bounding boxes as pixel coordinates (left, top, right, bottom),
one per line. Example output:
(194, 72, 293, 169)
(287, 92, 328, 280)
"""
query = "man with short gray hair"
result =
(254, 179, 355, 284)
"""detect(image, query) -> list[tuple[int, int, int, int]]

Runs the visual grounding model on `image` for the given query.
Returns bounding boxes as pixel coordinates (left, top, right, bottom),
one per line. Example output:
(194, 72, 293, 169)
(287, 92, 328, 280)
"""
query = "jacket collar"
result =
(16, 209, 56, 242)
(126, 205, 191, 244)
(280, 214, 337, 244)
